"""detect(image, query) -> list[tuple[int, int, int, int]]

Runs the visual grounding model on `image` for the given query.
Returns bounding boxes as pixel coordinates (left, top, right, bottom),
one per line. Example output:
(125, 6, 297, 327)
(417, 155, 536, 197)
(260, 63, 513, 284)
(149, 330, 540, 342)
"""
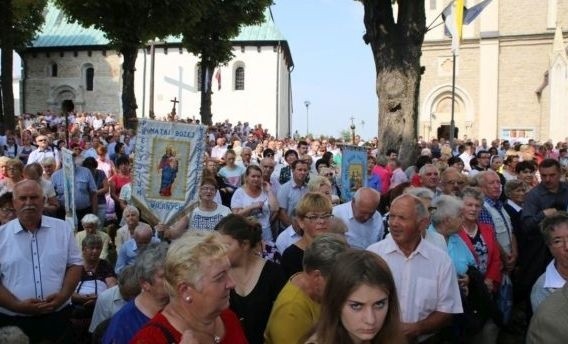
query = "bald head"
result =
(352, 187, 381, 223)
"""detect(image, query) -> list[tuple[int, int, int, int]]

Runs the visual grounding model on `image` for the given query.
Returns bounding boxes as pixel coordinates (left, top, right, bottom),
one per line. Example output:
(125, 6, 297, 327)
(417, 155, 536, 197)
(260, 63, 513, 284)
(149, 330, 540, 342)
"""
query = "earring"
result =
(185, 296, 192, 302)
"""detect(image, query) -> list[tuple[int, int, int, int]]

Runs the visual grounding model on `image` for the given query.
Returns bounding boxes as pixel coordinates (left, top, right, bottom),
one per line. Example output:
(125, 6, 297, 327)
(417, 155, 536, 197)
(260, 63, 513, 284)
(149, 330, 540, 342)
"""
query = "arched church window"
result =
(235, 67, 245, 91)
(86, 67, 94, 91)
(81, 63, 95, 91)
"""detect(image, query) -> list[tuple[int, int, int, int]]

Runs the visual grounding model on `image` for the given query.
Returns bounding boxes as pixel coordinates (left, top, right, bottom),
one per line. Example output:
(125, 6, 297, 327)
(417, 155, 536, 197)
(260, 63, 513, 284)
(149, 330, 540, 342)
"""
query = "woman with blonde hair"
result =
(131, 232, 247, 343)
(281, 192, 334, 278)
(0, 159, 24, 196)
(307, 250, 406, 344)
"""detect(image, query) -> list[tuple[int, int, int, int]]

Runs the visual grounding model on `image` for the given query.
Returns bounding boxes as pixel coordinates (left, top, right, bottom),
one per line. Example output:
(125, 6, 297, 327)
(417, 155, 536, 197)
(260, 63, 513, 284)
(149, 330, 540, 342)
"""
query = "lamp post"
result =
(148, 40, 165, 119)
(304, 100, 311, 137)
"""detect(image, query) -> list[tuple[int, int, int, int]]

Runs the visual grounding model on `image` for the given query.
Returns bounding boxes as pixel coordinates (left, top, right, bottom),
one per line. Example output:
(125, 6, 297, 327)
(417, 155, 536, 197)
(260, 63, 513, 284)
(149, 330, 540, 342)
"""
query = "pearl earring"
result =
(185, 296, 191, 302)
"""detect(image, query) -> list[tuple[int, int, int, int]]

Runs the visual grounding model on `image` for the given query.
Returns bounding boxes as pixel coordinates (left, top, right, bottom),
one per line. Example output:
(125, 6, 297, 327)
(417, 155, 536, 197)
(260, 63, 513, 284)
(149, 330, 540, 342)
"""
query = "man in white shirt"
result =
(333, 187, 384, 249)
(530, 213, 568, 311)
(367, 194, 462, 343)
(0, 180, 83, 342)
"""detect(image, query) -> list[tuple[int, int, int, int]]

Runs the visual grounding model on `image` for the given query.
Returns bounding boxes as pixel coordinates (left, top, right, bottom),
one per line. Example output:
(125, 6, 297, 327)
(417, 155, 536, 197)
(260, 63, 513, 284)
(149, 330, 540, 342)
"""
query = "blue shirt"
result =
(115, 237, 160, 274)
(446, 234, 476, 276)
(52, 165, 97, 209)
(102, 300, 149, 344)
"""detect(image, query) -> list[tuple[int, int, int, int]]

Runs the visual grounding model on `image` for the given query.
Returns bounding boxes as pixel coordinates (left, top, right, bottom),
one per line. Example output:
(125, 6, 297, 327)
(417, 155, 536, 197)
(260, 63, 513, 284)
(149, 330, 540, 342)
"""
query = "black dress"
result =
(281, 244, 304, 279)
(229, 260, 286, 344)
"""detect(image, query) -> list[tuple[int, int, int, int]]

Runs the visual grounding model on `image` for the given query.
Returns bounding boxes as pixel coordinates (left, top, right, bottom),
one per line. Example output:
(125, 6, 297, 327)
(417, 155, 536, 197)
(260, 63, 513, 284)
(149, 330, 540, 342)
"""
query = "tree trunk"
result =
(362, 0, 425, 168)
(121, 46, 138, 130)
(0, 0, 16, 133)
(199, 61, 214, 125)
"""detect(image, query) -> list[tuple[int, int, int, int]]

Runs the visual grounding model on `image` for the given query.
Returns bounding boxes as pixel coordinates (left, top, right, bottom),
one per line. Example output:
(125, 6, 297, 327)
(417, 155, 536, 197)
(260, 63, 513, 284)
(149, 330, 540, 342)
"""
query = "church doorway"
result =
(437, 125, 459, 141)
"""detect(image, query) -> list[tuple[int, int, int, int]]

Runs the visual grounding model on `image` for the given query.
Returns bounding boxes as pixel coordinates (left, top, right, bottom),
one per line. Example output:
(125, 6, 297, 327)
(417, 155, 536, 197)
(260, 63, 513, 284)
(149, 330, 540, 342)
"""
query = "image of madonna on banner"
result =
(131, 119, 207, 225)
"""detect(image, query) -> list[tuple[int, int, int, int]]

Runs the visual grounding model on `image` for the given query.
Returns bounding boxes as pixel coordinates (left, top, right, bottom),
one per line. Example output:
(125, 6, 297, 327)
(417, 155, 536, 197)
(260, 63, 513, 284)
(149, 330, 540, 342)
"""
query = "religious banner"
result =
(60, 147, 76, 229)
(132, 119, 207, 225)
(339, 145, 367, 202)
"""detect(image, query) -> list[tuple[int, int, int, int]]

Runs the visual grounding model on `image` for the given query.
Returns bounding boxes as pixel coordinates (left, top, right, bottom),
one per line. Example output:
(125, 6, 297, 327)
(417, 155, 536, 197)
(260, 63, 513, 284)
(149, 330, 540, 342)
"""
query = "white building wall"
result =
(134, 44, 291, 137)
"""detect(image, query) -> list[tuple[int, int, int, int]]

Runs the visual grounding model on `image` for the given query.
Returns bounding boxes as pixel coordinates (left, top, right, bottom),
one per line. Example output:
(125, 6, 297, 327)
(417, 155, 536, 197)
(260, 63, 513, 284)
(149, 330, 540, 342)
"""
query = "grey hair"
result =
(392, 194, 429, 221)
(430, 195, 464, 226)
(473, 170, 498, 187)
(461, 186, 485, 203)
(504, 179, 526, 199)
(40, 156, 56, 166)
(0, 326, 28, 344)
(82, 234, 103, 248)
(307, 175, 331, 192)
(302, 233, 348, 278)
(123, 205, 140, 217)
(540, 212, 568, 245)
(81, 213, 100, 227)
(134, 242, 168, 283)
(405, 187, 435, 201)
(418, 164, 438, 177)
(375, 155, 388, 167)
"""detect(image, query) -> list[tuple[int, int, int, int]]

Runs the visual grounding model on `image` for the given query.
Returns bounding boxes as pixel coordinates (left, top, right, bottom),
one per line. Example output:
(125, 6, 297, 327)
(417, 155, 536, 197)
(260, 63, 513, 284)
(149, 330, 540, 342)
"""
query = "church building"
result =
(21, 2, 294, 137)
(420, 0, 568, 143)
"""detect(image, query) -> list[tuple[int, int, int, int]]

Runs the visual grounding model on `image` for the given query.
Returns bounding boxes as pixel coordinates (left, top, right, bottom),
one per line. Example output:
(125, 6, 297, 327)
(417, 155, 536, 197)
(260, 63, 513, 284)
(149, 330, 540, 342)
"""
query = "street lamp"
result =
(304, 100, 311, 137)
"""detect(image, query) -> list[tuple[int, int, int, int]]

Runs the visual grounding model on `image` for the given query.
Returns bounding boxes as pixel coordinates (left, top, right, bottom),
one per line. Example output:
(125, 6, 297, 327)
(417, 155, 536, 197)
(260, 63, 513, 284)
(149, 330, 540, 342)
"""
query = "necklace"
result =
(166, 304, 222, 343)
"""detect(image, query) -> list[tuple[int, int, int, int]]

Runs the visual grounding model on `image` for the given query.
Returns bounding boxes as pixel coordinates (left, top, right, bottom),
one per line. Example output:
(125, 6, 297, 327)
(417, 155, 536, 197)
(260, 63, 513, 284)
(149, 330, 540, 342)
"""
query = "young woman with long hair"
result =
(307, 250, 406, 344)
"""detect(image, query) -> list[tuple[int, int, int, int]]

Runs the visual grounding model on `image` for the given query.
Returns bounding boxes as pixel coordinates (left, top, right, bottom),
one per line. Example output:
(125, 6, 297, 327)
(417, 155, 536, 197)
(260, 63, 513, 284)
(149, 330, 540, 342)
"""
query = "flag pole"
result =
(450, 52, 456, 147)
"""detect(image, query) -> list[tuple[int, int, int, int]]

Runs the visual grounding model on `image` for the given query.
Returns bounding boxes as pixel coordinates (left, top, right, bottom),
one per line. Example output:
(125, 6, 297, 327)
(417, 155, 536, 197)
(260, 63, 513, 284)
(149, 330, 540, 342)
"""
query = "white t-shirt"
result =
(231, 188, 272, 241)
(189, 204, 232, 231)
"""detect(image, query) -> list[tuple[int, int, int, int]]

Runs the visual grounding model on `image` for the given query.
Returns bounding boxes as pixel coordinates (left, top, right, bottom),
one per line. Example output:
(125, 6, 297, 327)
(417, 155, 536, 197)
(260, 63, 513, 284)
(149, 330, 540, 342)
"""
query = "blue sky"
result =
(271, 0, 378, 140)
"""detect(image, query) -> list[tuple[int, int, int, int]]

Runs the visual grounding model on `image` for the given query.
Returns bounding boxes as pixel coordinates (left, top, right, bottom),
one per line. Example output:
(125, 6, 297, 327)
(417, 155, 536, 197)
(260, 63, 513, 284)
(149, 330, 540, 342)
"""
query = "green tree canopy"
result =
(54, 0, 211, 129)
(0, 0, 47, 132)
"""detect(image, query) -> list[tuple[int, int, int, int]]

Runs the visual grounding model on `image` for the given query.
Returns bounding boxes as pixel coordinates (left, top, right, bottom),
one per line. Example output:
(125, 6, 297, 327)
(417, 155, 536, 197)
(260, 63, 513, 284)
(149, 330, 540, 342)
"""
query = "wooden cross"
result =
(170, 97, 179, 116)
(349, 116, 356, 127)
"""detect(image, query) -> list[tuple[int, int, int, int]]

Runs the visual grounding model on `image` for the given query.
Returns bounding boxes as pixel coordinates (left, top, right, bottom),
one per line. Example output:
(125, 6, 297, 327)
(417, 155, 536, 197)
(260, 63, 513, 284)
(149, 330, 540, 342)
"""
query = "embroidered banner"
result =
(339, 145, 367, 202)
(132, 119, 207, 224)
(61, 147, 76, 229)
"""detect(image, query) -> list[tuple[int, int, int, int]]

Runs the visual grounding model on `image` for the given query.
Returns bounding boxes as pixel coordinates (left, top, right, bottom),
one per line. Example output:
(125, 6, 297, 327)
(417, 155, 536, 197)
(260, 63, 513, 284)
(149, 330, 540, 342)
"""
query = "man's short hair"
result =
(540, 212, 568, 245)
(539, 158, 561, 171)
(290, 159, 308, 171)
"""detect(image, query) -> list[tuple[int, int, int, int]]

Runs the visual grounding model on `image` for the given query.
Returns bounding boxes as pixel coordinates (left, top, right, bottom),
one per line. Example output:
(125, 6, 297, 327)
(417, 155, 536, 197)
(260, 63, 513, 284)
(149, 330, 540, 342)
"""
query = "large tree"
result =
(181, 0, 271, 125)
(54, 0, 210, 129)
(360, 0, 426, 167)
(0, 0, 46, 133)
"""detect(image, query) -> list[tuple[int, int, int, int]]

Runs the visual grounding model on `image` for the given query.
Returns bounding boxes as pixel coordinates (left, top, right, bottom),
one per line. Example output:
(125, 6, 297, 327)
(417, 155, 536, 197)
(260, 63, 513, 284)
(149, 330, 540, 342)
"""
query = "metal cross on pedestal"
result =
(349, 116, 356, 144)
(170, 97, 179, 116)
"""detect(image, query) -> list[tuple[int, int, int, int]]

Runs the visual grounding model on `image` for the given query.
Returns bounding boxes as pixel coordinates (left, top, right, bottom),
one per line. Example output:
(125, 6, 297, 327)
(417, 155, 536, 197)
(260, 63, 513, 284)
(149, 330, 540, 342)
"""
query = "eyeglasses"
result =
(550, 237, 568, 248)
(303, 214, 334, 222)
(323, 173, 334, 177)
(200, 186, 216, 192)
(37, 139, 47, 142)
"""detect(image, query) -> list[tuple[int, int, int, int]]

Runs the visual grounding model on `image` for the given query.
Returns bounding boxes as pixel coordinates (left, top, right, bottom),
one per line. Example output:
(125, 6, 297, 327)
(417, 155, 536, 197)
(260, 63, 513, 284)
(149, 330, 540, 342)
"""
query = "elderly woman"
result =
(71, 234, 117, 326)
(430, 195, 475, 290)
(0, 156, 10, 181)
(0, 159, 24, 196)
(217, 214, 286, 344)
(166, 177, 231, 239)
(40, 156, 57, 181)
(281, 192, 334, 279)
(103, 243, 169, 343)
(265, 234, 349, 344)
(130, 232, 248, 343)
(0, 192, 16, 225)
(75, 214, 112, 261)
(115, 205, 153, 252)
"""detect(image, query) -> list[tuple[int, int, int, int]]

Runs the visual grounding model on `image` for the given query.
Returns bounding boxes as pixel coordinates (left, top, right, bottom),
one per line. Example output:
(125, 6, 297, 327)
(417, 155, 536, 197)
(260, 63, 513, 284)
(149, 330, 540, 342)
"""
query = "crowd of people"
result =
(0, 112, 567, 343)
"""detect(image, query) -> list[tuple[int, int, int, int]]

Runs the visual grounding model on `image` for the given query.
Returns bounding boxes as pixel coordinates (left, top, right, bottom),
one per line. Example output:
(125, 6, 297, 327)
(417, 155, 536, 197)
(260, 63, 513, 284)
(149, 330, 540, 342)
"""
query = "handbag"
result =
(497, 273, 513, 325)
(464, 266, 504, 334)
